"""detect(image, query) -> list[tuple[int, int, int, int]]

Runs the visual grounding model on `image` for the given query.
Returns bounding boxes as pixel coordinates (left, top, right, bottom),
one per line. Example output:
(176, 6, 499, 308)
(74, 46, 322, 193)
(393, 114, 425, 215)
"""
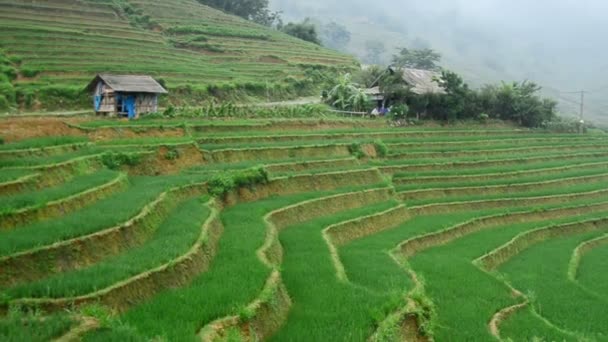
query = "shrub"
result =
(0, 94, 10, 112)
(478, 113, 490, 123)
(208, 174, 236, 197)
(348, 143, 365, 159)
(373, 139, 389, 158)
(101, 152, 141, 170)
(20, 66, 40, 78)
(164, 147, 180, 160)
(208, 167, 269, 197)
(0, 65, 17, 81)
(390, 103, 409, 120)
(0, 82, 16, 103)
(163, 105, 176, 118)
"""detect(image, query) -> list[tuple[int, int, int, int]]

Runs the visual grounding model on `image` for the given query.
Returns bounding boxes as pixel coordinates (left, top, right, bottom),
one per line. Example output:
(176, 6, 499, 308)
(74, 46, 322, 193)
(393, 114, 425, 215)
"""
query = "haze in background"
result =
(271, 0, 608, 125)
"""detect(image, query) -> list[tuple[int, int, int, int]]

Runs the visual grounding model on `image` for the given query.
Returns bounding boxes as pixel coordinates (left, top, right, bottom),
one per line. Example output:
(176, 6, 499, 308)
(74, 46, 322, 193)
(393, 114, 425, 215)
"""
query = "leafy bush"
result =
(163, 105, 176, 118)
(373, 140, 389, 157)
(208, 174, 236, 197)
(281, 19, 321, 45)
(348, 143, 365, 159)
(20, 66, 40, 78)
(101, 152, 141, 170)
(0, 82, 16, 103)
(0, 65, 17, 81)
(164, 147, 180, 160)
(0, 95, 10, 112)
(478, 113, 490, 123)
(390, 103, 409, 120)
(208, 167, 269, 197)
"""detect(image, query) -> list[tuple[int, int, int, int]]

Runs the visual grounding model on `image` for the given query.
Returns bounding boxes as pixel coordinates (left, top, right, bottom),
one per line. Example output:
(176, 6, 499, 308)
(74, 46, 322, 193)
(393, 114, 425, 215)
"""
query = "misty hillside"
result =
(272, 0, 608, 125)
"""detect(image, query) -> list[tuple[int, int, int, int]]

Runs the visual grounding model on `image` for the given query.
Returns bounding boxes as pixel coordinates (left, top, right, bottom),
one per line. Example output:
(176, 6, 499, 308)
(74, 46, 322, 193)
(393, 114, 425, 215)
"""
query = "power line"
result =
(557, 95, 581, 106)
(587, 84, 608, 93)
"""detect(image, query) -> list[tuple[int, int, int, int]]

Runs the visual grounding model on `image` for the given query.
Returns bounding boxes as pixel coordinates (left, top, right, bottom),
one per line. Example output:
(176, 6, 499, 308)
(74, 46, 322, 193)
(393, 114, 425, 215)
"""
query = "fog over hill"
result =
(271, 0, 608, 125)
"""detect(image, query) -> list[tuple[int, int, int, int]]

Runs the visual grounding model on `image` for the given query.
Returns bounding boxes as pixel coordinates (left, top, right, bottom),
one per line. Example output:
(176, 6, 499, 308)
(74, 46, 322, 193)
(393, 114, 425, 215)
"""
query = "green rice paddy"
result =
(1, 117, 607, 341)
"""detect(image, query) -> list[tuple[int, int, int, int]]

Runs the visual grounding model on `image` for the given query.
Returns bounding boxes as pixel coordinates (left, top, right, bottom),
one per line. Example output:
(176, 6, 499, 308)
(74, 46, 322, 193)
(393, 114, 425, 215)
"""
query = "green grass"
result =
(5, 196, 211, 298)
(409, 211, 608, 341)
(393, 155, 608, 178)
(500, 306, 577, 342)
(3, 123, 608, 341)
(0, 169, 119, 214)
(499, 231, 608, 340)
(0, 148, 104, 168)
(0, 169, 35, 183)
(0, 136, 88, 151)
(0, 309, 74, 342)
(270, 201, 402, 342)
(0, 174, 204, 257)
(197, 136, 605, 152)
(396, 167, 608, 191)
(406, 180, 608, 206)
(83, 184, 383, 341)
(375, 150, 608, 169)
(576, 237, 608, 297)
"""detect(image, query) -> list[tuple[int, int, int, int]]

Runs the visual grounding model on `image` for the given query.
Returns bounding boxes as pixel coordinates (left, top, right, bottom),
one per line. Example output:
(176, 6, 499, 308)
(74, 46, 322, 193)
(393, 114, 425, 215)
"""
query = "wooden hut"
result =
(86, 74, 167, 119)
(389, 67, 446, 95)
(365, 67, 445, 109)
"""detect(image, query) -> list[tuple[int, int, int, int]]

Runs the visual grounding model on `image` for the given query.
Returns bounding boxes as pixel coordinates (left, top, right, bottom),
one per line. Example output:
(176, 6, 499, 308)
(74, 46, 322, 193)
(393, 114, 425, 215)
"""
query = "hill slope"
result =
(0, 0, 356, 111)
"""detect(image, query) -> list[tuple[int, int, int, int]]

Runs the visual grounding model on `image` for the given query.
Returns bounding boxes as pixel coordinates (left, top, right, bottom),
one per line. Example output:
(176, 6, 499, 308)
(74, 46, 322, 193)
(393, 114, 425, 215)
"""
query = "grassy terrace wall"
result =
(1, 117, 608, 341)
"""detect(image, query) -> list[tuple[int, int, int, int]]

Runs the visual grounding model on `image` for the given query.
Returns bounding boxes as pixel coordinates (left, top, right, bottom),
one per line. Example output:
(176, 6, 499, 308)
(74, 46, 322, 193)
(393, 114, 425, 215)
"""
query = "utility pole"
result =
(579, 90, 585, 134)
(579, 90, 585, 121)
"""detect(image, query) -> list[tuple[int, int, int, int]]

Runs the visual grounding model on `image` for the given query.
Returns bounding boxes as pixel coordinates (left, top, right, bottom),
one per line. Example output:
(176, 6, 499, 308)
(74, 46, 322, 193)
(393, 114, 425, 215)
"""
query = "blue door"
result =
(125, 95, 136, 119)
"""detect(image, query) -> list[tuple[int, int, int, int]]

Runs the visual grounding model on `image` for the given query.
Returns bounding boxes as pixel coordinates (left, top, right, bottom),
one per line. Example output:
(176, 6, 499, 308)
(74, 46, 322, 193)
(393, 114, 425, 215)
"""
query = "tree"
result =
(251, 8, 283, 27)
(392, 48, 442, 70)
(348, 88, 371, 112)
(353, 65, 385, 88)
(364, 40, 386, 65)
(327, 74, 357, 110)
(320, 22, 351, 51)
(280, 19, 321, 45)
(492, 81, 556, 127)
(437, 70, 470, 121)
(197, 0, 281, 27)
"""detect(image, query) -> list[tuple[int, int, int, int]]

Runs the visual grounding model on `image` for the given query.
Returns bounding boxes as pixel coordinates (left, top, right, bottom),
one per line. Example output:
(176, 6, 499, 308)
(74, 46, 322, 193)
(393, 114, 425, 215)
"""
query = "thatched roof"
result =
(389, 67, 445, 95)
(86, 74, 168, 94)
(364, 86, 384, 100)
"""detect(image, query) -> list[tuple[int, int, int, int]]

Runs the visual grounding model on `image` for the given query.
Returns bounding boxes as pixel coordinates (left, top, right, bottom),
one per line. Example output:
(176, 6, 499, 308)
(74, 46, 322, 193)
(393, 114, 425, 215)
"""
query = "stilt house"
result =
(86, 74, 167, 119)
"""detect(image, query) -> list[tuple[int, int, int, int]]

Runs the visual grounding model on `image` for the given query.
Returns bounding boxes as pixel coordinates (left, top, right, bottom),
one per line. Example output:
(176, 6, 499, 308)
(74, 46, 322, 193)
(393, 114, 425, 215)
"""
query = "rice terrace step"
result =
(0, 114, 605, 341)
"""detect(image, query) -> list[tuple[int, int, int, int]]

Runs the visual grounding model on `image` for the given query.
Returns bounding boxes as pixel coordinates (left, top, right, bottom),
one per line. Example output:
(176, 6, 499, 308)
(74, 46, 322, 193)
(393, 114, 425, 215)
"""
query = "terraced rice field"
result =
(0, 0, 355, 108)
(1, 117, 607, 341)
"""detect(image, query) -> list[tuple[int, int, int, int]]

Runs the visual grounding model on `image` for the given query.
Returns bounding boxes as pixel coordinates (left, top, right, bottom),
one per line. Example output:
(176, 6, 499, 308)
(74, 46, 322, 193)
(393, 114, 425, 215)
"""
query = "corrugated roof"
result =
(86, 74, 168, 94)
(390, 67, 445, 95)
